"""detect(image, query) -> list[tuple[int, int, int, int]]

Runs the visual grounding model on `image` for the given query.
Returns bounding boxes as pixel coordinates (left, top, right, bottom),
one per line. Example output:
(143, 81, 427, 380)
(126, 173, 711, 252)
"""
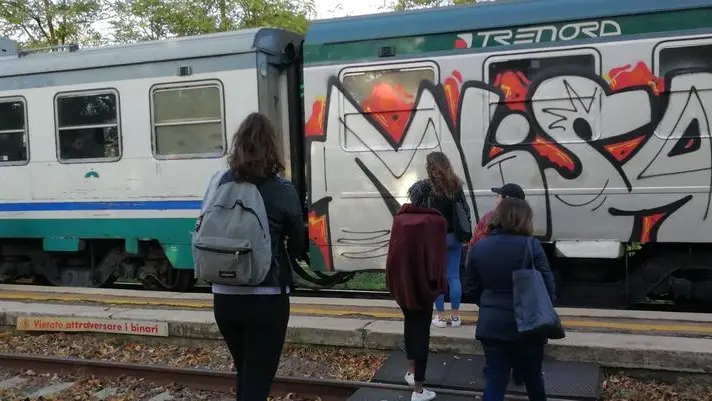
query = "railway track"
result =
(0, 353, 574, 400)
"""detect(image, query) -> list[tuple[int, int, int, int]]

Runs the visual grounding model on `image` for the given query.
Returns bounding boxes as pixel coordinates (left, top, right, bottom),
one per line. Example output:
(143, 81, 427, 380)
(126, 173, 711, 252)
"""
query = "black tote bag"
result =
(451, 191, 472, 242)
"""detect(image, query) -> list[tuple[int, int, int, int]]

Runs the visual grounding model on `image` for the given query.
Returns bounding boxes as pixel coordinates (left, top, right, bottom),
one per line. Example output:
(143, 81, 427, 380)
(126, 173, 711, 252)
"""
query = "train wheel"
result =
(140, 260, 195, 292)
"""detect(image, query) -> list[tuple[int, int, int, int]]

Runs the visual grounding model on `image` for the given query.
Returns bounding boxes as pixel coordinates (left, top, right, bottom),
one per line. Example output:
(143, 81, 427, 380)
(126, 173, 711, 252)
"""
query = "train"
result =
(1, 0, 712, 307)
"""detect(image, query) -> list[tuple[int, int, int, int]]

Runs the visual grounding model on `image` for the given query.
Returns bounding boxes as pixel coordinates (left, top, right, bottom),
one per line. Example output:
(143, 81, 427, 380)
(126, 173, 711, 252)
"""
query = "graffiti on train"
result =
(304, 60, 711, 272)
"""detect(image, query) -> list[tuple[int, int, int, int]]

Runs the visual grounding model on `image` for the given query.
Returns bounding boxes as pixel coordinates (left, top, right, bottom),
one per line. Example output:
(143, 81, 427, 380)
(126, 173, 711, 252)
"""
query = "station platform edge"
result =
(0, 298, 710, 374)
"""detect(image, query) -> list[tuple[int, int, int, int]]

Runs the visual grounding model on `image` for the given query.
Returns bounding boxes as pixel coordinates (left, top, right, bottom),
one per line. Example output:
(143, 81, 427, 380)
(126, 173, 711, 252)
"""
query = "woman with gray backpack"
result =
(192, 112, 305, 400)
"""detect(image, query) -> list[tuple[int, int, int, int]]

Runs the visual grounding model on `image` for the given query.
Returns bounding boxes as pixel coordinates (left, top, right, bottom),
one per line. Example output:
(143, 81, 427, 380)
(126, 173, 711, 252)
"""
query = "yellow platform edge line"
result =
(1, 292, 711, 334)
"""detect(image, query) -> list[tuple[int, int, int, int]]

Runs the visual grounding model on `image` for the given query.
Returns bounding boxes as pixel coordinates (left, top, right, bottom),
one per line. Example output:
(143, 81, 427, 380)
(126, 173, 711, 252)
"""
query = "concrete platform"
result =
(1, 284, 711, 321)
(1, 300, 711, 374)
(2, 284, 712, 338)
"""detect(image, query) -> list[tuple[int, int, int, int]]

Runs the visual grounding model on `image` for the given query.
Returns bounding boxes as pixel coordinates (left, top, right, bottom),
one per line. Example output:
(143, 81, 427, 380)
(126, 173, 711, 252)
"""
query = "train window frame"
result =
(337, 61, 441, 153)
(653, 37, 712, 140)
(54, 89, 122, 164)
(484, 48, 601, 145)
(0, 96, 30, 167)
(149, 80, 226, 160)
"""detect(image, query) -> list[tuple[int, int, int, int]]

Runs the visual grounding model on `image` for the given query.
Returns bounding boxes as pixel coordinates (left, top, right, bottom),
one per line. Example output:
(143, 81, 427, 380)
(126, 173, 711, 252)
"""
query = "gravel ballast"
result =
(0, 332, 709, 400)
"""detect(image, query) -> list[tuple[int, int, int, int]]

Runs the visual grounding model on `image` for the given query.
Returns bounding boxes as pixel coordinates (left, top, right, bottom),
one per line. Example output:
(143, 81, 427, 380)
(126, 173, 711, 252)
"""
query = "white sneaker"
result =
(450, 316, 461, 328)
(432, 317, 447, 328)
(404, 371, 415, 386)
(411, 388, 436, 401)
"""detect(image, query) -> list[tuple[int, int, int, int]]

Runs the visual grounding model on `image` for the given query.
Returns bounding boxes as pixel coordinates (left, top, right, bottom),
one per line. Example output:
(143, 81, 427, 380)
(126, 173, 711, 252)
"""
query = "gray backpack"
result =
(192, 169, 272, 286)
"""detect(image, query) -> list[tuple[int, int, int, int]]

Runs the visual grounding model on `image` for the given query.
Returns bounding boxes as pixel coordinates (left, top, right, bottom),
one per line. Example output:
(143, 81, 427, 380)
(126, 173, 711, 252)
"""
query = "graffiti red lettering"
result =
(603, 135, 647, 163)
(488, 146, 504, 159)
(605, 62, 665, 95)
(361, 82, 415, 144)
(305, 97, 326, 138)
(308, 210, 332, 272)
(531, 136, 575, 172)
(443, 71, 463, 127)
(494, 70, 530, 111)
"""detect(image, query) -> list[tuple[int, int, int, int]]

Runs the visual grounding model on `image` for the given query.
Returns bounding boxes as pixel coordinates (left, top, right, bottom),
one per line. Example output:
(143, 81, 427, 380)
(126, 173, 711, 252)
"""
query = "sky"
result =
(313, 0, 391, 19)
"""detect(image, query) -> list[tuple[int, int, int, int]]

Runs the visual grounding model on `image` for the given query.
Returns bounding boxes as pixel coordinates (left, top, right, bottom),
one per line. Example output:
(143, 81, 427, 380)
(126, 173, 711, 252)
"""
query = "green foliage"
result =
(0, 0, 105, 47)
(109, 0, 316, 43)
(0, 0, 316, 47)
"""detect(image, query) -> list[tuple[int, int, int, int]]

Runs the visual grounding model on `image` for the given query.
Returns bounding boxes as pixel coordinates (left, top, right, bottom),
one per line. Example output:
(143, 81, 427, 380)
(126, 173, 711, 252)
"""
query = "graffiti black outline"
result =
(554, 179, 610, 208)
(609, 195, 693, 243)
(636, 67, 712, 221)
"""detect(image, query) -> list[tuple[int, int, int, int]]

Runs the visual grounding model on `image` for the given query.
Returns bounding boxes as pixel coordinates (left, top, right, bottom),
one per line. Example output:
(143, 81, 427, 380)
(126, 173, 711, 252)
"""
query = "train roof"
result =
(0, 28, 303, 78)
(304, 0, 712, 46)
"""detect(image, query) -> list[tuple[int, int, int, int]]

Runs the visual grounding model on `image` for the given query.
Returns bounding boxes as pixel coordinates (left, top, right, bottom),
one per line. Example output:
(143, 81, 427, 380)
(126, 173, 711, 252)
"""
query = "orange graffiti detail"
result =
(603, 135, 646, 162)
(361, 82, 415, 144)
(305, 97, 326, 138)
(443, 70, 463, 127)
(640, 212, 666, 244)
(494, 70, 530, 111)
(531, 136, 575, 171)
(605, 62, 665, 95)
(308, 211, 332, 271)
(489, 146, 504, 158)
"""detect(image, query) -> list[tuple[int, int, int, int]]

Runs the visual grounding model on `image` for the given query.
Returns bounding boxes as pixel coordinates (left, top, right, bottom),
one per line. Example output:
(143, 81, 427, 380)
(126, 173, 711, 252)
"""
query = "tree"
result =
(0, 0, 105, 48)
(109, 0, 316, 44)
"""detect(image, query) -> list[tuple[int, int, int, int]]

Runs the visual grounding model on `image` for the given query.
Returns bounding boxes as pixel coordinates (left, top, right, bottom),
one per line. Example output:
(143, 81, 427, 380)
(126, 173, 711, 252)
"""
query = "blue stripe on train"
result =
(0, 200, 202, 212)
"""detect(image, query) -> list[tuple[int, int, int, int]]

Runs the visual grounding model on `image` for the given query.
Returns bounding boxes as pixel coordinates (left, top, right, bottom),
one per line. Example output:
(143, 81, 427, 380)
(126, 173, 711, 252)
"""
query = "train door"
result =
(256, 44, 306, 205)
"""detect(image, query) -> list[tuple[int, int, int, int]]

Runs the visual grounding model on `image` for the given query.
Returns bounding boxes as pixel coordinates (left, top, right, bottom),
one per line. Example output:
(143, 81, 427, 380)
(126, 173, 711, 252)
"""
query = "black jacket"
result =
(429, 187, 471, 234)
(221, 172, 305, 289)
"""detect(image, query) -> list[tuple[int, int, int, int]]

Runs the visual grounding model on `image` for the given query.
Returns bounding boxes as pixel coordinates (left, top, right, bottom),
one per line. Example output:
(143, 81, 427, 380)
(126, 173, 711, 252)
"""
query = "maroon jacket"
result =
(385, 203, 448, 311)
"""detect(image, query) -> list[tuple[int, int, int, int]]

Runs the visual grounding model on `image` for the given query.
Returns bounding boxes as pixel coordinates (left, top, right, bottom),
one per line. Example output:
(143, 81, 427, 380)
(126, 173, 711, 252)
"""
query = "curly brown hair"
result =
(487, 197, 534, 236)
(228, 112, 285, 183)
(426, 151, 462, 199)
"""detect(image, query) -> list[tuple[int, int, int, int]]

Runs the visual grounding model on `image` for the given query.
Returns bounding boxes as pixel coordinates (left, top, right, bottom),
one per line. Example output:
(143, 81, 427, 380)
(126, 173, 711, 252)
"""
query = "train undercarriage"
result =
(0, 239, 195, 292)
(544, 243, 712, 310)
(0, 237, 711, 311)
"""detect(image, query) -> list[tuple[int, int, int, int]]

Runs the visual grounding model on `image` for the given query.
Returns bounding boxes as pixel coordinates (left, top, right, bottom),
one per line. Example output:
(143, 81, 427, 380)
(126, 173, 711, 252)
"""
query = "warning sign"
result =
(16, 316, 168, 337)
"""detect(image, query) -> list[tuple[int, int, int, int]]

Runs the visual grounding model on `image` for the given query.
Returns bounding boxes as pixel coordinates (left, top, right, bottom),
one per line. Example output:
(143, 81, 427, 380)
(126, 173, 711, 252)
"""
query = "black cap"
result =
(492, 183, 525, 200)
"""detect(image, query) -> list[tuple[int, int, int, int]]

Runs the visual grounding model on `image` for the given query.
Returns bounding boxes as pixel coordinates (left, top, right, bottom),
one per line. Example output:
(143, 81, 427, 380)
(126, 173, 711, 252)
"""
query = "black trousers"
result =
(214, 293, 290, 401)
(401, 307, 433, 382)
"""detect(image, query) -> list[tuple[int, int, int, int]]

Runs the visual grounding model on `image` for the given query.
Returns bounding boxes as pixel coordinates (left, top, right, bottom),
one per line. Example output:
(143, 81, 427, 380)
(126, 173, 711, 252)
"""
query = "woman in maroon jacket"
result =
(386, 180, 447, 401)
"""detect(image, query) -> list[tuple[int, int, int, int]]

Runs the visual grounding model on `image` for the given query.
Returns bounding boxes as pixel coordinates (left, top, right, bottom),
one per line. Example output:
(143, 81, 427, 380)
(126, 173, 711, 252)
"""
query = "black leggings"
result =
(214, 293, 290, 401)
(402, 307, 433, 382)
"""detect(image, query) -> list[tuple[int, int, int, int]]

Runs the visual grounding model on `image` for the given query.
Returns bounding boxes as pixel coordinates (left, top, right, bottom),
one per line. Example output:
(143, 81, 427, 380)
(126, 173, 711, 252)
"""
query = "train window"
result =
(0, 97, 29, 165)
(658, 43, 712, 78)
(339, 64, 439, 152)
(654, 40, 712, 140)
(487, 54, 596, 85)
(151, 82, 225, 159)
(55, 90, 121, 163)
(485, 52, 599, 144)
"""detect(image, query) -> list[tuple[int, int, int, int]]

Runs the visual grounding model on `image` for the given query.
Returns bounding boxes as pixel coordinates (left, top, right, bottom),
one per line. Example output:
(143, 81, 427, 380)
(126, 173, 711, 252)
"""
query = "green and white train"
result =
(1, 0, 712, 306)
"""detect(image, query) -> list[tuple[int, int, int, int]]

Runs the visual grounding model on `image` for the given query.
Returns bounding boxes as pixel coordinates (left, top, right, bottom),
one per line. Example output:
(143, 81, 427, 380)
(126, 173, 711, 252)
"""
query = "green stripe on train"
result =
(0, 218, 195, 269)
(304, 8, 712, 63)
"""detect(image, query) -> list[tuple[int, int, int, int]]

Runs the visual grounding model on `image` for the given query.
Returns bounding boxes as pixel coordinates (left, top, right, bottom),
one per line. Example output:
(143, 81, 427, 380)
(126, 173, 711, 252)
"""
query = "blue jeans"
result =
(435, 233, 462, 312)
(481, 340, 547, 401)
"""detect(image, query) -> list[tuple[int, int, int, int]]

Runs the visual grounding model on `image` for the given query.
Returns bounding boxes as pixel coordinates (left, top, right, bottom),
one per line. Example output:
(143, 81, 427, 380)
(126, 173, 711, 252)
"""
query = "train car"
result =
(2, 0, 712, 307)
(302, 0, 712, 306)
(0, 29, 304, 291)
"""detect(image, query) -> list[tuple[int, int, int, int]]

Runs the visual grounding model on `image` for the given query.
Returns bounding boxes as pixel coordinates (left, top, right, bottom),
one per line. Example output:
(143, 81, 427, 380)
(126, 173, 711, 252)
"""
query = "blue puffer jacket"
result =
(464, 229, 556, 342)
